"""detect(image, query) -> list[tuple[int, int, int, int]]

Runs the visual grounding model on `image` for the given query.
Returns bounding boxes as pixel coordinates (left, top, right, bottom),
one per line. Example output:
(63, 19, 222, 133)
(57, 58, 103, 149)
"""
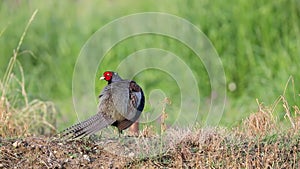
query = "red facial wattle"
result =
(103, 71, 112, 81)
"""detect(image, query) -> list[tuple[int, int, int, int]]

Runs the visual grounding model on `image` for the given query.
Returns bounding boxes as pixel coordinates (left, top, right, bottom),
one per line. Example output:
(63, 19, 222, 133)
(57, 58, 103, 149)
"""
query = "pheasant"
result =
(61, 71, 145, 139)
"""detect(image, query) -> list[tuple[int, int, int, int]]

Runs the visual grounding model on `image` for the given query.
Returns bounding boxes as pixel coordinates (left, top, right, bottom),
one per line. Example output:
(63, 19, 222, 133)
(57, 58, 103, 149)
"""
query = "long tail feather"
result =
(60, 113, 115, 139)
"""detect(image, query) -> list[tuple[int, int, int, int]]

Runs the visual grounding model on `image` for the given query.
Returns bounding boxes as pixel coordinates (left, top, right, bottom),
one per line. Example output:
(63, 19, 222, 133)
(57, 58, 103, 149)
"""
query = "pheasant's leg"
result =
(118, 128, 122, 137)
(129, 122, 139, 135)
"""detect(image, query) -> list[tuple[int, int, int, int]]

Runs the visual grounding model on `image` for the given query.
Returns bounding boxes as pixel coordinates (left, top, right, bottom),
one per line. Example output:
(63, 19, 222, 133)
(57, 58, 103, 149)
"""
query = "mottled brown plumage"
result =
(61, 71, 145, 139)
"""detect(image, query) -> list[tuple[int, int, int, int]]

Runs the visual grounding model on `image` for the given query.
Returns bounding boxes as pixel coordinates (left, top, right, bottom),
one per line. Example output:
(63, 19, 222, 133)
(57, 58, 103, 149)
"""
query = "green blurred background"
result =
(1, 0, 299, 130)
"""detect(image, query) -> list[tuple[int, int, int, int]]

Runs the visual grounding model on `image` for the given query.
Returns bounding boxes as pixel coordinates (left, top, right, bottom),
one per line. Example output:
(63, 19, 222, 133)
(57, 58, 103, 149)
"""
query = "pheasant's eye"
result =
(103, 71, 113, 81)
(104, 71, 111, 77)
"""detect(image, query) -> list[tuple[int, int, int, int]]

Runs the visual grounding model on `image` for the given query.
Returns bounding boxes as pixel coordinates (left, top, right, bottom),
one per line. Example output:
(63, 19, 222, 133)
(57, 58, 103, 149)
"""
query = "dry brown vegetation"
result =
(0, 98, 299, 168)
(0, 10, 56, 138)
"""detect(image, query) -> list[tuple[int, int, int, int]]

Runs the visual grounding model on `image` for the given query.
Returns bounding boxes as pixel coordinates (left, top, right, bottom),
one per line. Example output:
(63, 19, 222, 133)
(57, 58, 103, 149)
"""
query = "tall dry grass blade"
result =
(293, 105, 300, 130)
(269, 76, 299, 131)
(281, 96, 295, 129)
(16, 61, 28, 106)
(0, 26, 6, 37)
(1, 10, 38, 100)
(282, 75, 295, 99)
(160, 97, 171, 134)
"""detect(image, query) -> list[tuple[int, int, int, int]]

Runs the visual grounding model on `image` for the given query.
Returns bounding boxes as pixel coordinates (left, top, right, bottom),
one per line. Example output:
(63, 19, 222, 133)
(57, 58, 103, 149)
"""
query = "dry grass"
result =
(127, 109, 299, 168)
(126, 87, 300, 168)
(122, 129, 299, 168)
(242, 99, 277, 137)
(0, 10, 57, 138)
(242, 76, 300, 137)
(0, 125, 299, 168)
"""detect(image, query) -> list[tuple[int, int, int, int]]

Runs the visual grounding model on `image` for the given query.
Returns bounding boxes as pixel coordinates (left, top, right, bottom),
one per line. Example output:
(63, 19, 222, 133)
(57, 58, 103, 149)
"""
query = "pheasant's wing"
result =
(60, 112, 115, 139)
(110, 80, 145, 122)
(109, 81, 131, 118)
(128, 81, 145, 120)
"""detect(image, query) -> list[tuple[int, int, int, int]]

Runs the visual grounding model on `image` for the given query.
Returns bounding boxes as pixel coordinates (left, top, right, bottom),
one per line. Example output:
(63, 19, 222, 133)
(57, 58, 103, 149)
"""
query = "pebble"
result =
(128, 152, 135, 157)
(83, 154, 90, 162)
(12, 141, 21, 148)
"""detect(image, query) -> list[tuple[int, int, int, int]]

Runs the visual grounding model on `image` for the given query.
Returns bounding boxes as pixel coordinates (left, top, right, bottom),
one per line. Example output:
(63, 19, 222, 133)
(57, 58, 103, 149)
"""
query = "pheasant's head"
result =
(100, 71, 123, 84)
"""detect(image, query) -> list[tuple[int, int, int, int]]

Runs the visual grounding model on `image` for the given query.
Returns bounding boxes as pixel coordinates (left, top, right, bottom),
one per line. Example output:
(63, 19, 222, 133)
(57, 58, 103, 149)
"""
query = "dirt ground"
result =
(0, 128, 299, 168)
(0, 136, 132, 168)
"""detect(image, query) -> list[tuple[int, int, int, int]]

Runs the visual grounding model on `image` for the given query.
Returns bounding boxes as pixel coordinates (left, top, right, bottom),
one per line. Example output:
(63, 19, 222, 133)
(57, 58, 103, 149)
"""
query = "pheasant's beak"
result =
(99, 76, 105, 80)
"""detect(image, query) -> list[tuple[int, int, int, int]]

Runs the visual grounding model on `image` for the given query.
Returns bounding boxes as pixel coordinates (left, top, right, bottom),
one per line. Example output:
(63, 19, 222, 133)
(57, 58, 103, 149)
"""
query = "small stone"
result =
(83, 154, 90, 162)
(12, 141, 21, 148)
(128, 152, 135, 157)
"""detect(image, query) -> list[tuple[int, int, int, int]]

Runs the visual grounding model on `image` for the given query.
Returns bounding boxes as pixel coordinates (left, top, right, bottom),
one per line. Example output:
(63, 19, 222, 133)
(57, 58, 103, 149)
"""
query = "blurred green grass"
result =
(1, 0, 299, 130)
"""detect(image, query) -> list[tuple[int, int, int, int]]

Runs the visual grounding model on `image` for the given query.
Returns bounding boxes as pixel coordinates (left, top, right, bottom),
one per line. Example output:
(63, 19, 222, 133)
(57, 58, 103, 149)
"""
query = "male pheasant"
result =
(61, 71, 145, 139)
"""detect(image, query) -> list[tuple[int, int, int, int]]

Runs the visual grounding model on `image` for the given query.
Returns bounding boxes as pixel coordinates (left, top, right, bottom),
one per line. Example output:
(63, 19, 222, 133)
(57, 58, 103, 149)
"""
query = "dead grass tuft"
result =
(293, 105, 300, 130)
(279, 76, 300, 131)
(0, 10, 57, 138)
(243, 76, 300, 137)
(243, 99, 277, 137)
(281, 95, 300, 131)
